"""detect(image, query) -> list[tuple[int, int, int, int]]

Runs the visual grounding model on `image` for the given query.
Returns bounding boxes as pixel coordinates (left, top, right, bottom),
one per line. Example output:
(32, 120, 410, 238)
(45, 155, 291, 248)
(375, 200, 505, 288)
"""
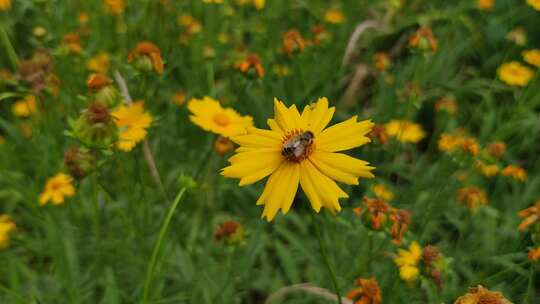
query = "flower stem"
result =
(142, 187, 187, 304)
(0, 25, 19, 69)
(313, 214, 342, 304)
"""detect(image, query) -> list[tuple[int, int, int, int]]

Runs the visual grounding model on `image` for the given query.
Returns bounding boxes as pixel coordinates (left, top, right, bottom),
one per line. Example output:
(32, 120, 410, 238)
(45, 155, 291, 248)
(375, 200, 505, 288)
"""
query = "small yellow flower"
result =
(394, 242, 422, 282)
(0, 0, 11, 11)
(477, 0, 494, 11)
(187, 96, 253, 138)
(385, 120, 425, 143)
(104, 0, 124, 15)
(501, 165, 527, 182)
(522, 49, 540, 68)
(112, 101, 153, 152)
(87, 52, 110, 74)
(39, 173, 76, 206)
(0, 215, 16, 248)
(221, 97, 375, 221)
(372, 184, 394, 201)
(12, 95, 38, 118)
(253, 0, 265, 10)
(33, 26, 47, 38)
(498, 61, 534, 86)
(474, 160, 499, 177)
(324, 9, 345, 24)
(527, 0, 540, 11)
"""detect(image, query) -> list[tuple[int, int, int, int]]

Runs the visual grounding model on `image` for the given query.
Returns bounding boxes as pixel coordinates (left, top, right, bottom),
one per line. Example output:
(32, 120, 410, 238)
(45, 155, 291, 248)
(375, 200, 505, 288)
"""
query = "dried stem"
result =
(264, 283, 353, 304)
(342, 20, 383, 67)
(114, 70, 168, 200)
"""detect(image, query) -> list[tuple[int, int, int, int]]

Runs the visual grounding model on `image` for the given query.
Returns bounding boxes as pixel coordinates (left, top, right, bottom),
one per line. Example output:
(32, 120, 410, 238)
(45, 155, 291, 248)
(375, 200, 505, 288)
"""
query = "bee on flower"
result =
(111, 101, 153, 152)
(457, 186, 488, 211)
(385, 120, 426, 143)
(454, 285, 513, 304)
(39, 173, 76, 206)
(187, 96, 253, 138)
(282, 30, 306, 57)
(501, 165, 527, 182)
(221, 97, 375, 221)
(498, 61, 533, 87)
(234, 54, 265, 78)
(0, 215, 16, 249)
(11, 95, 38, 118)
(346, 277, 381, 304)
(128, 41, 164, 74)
(408, 26, 438, 53)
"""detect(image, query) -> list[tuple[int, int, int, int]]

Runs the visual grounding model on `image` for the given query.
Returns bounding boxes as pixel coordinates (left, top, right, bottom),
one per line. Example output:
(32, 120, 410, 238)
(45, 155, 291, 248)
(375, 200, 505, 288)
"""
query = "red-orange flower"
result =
(518, 200, 540, 231)
(408, 26, 438, 53)
(234, 54, 265, 78)
(282, 30, 306, 56)
(458, 187, 488, 211)
(128, 41, 164, 74)
(528, 247, 540, 262)
(389, 209, 411, 245)
(501, 165, 527, 182)
(361, 197, 391, 230)
(346, 277, 382, 304)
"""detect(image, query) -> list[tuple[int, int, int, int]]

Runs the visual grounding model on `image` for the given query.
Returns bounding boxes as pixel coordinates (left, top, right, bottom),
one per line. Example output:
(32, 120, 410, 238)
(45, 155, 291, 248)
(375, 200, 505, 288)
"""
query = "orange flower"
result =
(435, 97, 458, 114)
(389, 209, 411, 245)
(214, 136, 234, 155)
(311, 25, 330, 45)
(362, 197, 391, 230)
(87, 73, 112, 91)
(518, 200, 540, 231)
(346, 277, 382, 304)
(368, 124, 389, 145)
(373, 52, 391, 71)
(454, 285, 512, 304)
(408, 26, 438, 53)
(214, 220, 245, 244)
(501, 165, 527, 182)
(128, 41, 164, 74)
(457, 187, 487, 211)
(234, 54, 265, 78)
(528, 247, 540, 262)
(62, 33, 82, 54)
(282, 30, 306, 57)
(487, 141, 506, 158)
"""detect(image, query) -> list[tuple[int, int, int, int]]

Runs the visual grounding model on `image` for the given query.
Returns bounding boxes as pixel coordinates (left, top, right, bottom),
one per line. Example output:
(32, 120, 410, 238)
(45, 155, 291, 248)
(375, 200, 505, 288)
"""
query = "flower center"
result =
(213, 113, 230, 127)
(281, 129, 314, 162)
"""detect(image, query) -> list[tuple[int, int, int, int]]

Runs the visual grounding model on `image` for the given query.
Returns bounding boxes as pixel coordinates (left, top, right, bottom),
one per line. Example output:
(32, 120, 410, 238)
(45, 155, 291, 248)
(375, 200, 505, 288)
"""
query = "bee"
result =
(281, 131, 314, 160)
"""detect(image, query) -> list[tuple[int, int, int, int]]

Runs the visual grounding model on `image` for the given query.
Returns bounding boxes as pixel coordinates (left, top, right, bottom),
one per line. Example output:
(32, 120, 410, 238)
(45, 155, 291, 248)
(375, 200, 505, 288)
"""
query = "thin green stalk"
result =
(0, 25, 19, 69)
(313, 215, 342, 304)
(142, 187, 187, 304)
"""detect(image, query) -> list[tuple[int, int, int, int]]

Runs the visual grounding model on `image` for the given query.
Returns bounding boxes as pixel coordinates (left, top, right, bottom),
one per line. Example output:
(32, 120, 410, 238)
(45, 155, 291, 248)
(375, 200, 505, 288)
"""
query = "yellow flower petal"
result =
(303, 97, 335, 134)
(309, 150, 375, 185)
(258, 162, 300, 221)
(317, 117, 373, 152)
(221, 150, 284, 186)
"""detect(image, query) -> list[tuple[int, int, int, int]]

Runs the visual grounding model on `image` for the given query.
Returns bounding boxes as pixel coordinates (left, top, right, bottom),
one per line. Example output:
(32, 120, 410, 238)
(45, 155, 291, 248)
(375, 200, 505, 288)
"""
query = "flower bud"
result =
(64, 147, 95, 180)
(72, 102, 117, 148)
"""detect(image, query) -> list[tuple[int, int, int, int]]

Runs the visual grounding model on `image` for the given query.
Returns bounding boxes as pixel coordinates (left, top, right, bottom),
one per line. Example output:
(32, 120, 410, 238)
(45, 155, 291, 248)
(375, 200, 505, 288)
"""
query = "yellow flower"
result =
(454, 285, 513, 304)
(438, 132, 479, 156)
(372, 184, 394, 201)
(0, 0, 11, 11)
(394, 242, 422, 282)
(522, 49, 540, 68)
(104, 0, 124, 15)
(39, 173, 76, 206)
(527, 0, 540, 10)
(385, 120, 425, 143)
(477, 0, 494, 10)
(474, 160, 499, 177)
(253, 0, 265, 9)
(221, 97, 375, 221)
(0, 215, 16, 248)
(12, 95, 37, 118)
(501, 165, 527, 182)
(87, 52, 110, 74)
(112, 101, 152, 152)
(498, 61, 533, 87)
(202, 0, 223, 3)
(324, 9, 345, 24)
(187, 96, 253, 138)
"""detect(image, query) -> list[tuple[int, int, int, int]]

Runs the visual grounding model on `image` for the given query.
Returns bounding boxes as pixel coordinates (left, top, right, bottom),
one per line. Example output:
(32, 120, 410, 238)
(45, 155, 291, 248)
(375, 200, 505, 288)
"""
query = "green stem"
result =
(0, 25, 19, 69)
(313, 215, 342, 304)
(141, 187, 187, 304)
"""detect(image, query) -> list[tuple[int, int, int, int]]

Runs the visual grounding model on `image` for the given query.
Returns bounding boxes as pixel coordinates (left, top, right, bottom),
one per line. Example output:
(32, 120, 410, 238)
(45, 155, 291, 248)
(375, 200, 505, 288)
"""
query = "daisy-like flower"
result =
(454, 285, 513, 304)
(104, 0, 124, 15)
(522, 49, 540, 68)
(12, 95, 37, 118)
(187, 96, 253, 138)
(39, 173, 76, 206)
(498, 61, 533, 87)
(372, 184, 394, 201)
(438, 132, 479, 156)
(385, 120, 425, 143)
(518, 199, 540, 231)
(527, 0, 540, 11)
(87, 52, 110, 74)
(474, 160, 499, 177)
(0, 215, 16, 248)
(501, 165, 527, 182)
(128, 41, 164, 74)
(221, 97, 375, 221)
(282, 30, 306, 57)
(394, 242, 422, 282)
(112, 101, 152, 152)
(346, 277, 382, 304)
(324, 9, 345, 24)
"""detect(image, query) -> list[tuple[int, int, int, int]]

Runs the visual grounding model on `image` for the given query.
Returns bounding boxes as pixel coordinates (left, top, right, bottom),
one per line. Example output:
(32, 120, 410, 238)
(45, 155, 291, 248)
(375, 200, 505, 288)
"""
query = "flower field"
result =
(0, 0, 539, 303)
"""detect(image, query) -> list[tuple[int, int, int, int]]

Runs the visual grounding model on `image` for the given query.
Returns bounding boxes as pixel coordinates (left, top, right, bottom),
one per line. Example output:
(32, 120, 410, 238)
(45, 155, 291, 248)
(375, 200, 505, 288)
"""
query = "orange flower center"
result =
(281, 129, 314, 162)
(213, 113, 230, 127)
(50, 181, 62, 191)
